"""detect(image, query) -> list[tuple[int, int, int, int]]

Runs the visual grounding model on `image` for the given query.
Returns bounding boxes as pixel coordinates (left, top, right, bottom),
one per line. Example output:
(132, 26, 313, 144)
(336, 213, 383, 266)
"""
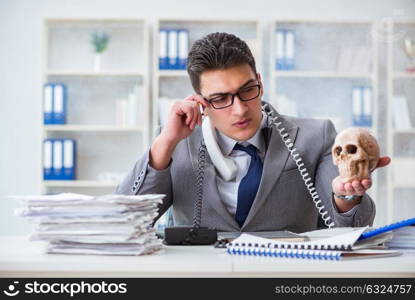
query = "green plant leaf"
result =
(91, 31, 111, 53)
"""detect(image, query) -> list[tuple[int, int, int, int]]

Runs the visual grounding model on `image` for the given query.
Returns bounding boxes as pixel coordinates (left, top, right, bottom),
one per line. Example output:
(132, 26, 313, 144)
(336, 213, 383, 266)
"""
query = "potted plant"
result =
(90, 31, 111, 72)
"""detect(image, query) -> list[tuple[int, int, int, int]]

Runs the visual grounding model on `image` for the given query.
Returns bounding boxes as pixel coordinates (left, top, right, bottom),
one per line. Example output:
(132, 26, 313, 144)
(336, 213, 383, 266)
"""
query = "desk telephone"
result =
(164, 103, 334, 245)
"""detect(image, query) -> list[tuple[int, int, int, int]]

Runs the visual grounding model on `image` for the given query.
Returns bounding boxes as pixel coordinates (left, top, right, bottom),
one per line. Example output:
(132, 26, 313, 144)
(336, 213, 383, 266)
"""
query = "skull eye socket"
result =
(346, 144, 357, 154)
(334, 146, 342, 156)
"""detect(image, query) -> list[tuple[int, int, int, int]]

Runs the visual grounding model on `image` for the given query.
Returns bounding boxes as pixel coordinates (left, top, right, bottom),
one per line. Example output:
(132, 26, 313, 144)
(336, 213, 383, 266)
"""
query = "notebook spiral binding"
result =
(227, 245, 343, 260)
(228, 242, 352, 251)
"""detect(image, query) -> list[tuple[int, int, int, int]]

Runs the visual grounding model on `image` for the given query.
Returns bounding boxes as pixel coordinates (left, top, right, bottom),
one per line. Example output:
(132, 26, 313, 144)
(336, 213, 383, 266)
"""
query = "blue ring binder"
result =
(227, 224, 404, 260)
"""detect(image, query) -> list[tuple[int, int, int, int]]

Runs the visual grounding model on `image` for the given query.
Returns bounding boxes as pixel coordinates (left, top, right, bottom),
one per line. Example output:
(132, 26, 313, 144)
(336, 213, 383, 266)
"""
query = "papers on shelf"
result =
(13, 193, 165, 256)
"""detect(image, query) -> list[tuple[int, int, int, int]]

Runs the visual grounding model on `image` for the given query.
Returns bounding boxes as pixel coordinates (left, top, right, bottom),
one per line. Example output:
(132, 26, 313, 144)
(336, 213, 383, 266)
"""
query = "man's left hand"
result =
(332, 156, 391, 212)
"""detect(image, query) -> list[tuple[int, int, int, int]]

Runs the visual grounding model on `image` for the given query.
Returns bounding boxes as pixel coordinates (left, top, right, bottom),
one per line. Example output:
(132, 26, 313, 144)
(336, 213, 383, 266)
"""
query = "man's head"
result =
(187, 32, 263, 141)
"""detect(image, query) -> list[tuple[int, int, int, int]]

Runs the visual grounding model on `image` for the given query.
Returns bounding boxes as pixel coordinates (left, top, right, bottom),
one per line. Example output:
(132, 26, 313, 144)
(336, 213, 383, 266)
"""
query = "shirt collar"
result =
(216, 111, 267, 156)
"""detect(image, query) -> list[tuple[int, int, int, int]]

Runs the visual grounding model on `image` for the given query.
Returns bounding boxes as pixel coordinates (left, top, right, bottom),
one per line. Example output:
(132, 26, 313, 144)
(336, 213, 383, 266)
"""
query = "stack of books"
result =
(14, 193, 165, 256)
(387, 225, 415, 249)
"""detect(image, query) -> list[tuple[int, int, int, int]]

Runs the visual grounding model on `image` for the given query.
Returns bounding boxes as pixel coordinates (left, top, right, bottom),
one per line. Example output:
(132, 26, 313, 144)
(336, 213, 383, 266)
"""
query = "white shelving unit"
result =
(152, 18, 262, 138)
(386, 20, 415, 223)
(42, 125, 144, 132)
(270, 19, 379, 213)
(41, 18, 150, 195)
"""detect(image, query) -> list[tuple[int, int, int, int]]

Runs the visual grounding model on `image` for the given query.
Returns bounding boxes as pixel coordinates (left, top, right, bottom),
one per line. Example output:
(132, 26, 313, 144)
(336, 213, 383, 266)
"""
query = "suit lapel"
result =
(187, 127, 240, 230)
(241, 114, 299, 230)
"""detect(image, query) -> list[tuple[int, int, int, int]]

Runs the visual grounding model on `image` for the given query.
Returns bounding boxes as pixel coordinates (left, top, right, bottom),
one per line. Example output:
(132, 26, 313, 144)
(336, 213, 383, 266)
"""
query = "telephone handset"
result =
(201, 116, 238, 181)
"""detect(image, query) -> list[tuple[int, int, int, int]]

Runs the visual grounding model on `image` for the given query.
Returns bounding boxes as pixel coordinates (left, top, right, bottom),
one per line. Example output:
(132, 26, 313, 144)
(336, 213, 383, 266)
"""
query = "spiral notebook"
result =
(227, 226, 400, 260)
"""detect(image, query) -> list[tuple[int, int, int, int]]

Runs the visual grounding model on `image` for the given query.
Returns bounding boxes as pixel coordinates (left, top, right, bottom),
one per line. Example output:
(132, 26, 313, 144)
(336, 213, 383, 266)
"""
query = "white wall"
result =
(1, 0, 414, 235)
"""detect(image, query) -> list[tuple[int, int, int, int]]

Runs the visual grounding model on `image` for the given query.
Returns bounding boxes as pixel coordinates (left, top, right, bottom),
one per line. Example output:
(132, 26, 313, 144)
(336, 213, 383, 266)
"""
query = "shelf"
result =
(273, 71, 373, 79)
(392, 72, 415, 79)
(42, 125, 144, 132)
(157, 70, 188, 77)
(42, 180, 119, 188)
(47, 70, 145, 77)
(42, 18, 151, 196)
(393, 182, 415, 188)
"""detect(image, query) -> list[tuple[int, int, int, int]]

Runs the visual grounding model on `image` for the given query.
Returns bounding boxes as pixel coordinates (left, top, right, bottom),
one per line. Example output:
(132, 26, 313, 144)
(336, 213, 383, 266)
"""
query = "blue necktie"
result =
(234, 144, 263, 227)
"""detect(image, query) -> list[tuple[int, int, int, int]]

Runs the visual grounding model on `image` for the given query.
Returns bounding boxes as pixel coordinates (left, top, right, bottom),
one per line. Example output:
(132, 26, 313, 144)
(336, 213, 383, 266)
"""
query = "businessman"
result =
(115, 32, 390, 232)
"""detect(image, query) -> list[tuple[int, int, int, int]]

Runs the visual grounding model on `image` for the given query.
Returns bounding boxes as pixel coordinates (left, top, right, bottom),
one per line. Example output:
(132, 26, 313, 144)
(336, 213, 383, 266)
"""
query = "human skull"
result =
(332, 128, 380, 183)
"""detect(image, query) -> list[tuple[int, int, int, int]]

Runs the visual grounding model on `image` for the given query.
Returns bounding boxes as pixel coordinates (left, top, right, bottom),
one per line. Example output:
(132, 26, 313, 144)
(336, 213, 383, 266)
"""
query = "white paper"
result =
(14, 193, 166, 256)
(115, 99, 128, 127)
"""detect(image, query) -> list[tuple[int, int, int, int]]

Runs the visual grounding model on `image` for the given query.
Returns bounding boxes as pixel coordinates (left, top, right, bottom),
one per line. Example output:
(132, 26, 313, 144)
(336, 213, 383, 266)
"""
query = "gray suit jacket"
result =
(115, 103, 375, 233)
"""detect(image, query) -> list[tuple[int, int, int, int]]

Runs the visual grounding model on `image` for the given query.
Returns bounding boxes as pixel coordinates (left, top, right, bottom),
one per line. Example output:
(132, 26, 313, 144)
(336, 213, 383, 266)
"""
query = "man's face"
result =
(199, 64, 263, 141)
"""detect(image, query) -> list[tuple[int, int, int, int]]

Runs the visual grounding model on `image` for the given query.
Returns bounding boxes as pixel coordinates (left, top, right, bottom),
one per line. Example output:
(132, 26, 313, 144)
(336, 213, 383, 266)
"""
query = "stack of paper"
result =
(13, 193, 165, 256)
(387, 226, 415, 249)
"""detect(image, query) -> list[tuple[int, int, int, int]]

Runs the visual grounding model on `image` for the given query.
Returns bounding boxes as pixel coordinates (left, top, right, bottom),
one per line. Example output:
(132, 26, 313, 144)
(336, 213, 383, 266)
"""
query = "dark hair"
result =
(187, 32, 257, 94)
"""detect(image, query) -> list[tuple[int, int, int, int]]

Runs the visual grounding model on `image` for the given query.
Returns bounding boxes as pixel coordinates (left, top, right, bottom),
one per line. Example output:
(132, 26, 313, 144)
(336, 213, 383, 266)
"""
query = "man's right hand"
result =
(149, 94, 208, 170)
(159, 94, 207, 145)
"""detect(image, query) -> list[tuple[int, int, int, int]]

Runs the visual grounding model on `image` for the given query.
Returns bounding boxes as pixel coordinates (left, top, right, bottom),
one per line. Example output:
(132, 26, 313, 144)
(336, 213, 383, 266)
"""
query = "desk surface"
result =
(1, 236, 414, 277)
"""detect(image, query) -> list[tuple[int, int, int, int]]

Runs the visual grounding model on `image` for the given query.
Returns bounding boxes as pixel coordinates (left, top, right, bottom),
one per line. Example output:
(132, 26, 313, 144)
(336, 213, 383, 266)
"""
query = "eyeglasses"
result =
(202, 83, 261, 109)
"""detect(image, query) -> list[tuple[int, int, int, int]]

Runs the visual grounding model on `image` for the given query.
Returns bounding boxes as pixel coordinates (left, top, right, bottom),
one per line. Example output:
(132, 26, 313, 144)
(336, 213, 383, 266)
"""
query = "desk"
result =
(0, 237, 414, 277)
